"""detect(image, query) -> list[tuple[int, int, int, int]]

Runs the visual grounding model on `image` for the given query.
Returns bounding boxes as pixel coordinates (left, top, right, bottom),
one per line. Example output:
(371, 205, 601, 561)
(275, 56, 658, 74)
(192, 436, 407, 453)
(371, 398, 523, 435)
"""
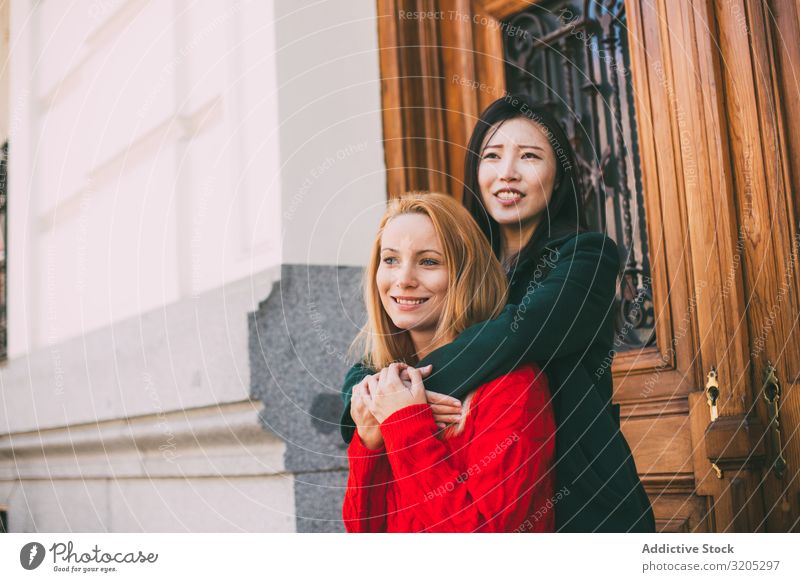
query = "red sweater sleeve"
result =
(380, 367, 555, 532)
(342, 429, 393, 532)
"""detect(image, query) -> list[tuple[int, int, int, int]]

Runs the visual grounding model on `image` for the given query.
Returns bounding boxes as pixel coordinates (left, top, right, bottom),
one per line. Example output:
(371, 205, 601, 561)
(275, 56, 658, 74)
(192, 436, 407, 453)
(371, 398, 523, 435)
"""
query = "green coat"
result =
(340, 232, 656, 532)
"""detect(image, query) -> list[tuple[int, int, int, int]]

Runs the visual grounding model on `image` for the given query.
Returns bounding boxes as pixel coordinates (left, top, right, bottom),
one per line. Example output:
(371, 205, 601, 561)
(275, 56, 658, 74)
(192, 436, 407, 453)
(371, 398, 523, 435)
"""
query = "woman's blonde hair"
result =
(350, 192, 509, 437)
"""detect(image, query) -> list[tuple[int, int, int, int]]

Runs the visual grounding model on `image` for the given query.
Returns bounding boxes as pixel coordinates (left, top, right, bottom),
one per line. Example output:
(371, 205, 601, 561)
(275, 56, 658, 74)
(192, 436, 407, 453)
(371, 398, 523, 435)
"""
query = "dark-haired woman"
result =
(340, 94, 656, 533)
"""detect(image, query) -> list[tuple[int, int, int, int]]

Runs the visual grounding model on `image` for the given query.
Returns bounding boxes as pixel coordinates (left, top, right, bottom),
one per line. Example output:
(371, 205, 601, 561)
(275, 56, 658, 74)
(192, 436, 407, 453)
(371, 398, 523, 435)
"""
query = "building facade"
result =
(1, 0, 799, 533)
(0, 0, 385, 532)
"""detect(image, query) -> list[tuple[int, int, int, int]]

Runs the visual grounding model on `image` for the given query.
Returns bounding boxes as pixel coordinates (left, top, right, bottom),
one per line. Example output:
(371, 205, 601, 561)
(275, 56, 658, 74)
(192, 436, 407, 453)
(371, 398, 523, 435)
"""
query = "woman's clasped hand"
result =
(350, 363, 462, 449)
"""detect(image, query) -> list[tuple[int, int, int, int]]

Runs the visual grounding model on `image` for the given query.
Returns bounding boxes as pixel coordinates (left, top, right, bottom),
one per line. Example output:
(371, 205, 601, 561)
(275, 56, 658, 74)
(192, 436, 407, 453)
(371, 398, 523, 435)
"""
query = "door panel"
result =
(721, 0, 800, 532)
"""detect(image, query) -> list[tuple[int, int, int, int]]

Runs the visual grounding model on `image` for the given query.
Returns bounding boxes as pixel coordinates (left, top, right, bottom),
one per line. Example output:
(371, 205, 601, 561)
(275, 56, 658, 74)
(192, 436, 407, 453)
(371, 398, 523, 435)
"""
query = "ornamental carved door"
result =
(376, 0, 800, 531)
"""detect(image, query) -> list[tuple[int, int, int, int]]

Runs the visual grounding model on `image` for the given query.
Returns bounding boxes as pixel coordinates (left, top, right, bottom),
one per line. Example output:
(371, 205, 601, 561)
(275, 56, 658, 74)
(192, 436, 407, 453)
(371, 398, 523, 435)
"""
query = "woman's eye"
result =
(382, 257, 398, 265)
(522, 152, 541, 160)
(420, 258, 439, 266)
(482, 152, 499, 160)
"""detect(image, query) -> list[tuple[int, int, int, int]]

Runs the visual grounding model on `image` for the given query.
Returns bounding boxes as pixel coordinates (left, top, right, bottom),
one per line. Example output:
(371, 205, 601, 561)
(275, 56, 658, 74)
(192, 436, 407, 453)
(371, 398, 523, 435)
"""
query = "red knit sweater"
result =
(342, 363, 556, 532)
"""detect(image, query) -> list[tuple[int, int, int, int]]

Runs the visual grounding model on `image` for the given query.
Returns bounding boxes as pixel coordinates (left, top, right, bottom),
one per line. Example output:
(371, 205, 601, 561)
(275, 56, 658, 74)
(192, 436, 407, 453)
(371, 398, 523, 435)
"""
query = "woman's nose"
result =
(498, 156, 520, 181)
(395, 263, 417, 287)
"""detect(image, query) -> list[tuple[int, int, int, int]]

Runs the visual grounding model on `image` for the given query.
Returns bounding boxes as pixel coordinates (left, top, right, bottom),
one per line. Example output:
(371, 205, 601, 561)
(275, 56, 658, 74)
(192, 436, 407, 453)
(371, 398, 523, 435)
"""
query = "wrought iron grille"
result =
(504, 0, 655, 350)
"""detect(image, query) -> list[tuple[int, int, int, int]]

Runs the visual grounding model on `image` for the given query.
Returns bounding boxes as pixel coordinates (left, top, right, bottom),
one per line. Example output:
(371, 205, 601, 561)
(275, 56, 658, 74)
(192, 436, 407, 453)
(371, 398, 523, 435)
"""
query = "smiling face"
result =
(477, 116, 558, 235)
(376, 213, 449, 338)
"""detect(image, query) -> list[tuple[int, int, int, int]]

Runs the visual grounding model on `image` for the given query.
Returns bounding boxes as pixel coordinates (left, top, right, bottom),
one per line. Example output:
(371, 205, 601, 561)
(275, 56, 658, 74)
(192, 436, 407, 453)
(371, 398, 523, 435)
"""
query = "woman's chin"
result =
(491, 207, 536, 225)
(390, 316, 421, 330)
(389, 313, 432, 332)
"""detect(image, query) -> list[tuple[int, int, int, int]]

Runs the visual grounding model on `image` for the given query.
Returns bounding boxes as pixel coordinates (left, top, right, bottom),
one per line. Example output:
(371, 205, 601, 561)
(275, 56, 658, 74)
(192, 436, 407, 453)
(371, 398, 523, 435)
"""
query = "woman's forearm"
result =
(342, 429, 391, 532)
(417, 233, 619, 398)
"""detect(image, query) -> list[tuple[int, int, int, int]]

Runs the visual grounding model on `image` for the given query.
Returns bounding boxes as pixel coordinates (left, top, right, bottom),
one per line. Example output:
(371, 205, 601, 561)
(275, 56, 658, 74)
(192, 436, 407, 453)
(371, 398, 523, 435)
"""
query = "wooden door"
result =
(375, 0, 800, 531)
(713, 0, 800, 532)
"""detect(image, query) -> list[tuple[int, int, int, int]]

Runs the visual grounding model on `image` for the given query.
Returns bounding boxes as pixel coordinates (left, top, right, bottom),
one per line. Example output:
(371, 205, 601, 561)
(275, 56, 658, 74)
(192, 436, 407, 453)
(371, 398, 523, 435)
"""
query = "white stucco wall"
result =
(5, 0, 386, 358)
(0, 0, 294, 533)
(7, 0, 283, 356)
(0, 0, 386, 533)
(273, 0, 386, 267)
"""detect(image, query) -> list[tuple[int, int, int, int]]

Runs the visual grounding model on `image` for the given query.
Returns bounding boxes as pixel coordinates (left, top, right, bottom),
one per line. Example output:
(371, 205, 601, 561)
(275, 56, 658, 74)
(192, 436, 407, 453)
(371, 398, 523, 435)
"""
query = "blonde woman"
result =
(342, 192, 555, 532)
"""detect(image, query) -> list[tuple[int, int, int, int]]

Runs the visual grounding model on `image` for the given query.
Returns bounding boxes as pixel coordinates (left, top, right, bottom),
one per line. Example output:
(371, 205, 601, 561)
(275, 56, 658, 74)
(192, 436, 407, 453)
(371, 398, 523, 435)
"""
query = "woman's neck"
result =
(409, 329, 446, 361)
(500, 220, 539, 263)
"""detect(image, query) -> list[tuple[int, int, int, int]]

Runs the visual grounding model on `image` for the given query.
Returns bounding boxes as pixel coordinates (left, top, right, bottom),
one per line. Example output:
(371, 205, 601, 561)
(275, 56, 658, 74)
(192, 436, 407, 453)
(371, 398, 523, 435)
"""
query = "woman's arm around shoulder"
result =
(417, 232, 620, 397)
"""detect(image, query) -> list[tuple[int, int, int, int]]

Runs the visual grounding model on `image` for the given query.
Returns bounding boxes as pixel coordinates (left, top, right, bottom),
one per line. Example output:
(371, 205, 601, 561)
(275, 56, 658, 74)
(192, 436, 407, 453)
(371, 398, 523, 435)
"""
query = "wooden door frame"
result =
(377, 0, 508, 200)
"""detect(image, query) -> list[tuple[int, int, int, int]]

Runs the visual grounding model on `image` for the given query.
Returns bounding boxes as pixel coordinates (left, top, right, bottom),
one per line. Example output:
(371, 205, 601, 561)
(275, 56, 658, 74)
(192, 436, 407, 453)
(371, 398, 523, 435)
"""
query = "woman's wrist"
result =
(358, 430, 385, 451)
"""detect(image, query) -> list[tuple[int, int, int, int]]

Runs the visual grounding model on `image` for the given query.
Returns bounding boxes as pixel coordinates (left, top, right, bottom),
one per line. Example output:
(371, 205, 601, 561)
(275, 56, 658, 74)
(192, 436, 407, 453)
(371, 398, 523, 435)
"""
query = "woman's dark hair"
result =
(462, 93, 588, 273)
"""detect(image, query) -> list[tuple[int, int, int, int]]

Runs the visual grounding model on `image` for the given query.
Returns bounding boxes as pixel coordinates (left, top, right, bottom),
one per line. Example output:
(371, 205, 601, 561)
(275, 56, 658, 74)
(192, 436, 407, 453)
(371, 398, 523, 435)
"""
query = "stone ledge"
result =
(0, 267, 279, 434)
(0, 399, 286, 480)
